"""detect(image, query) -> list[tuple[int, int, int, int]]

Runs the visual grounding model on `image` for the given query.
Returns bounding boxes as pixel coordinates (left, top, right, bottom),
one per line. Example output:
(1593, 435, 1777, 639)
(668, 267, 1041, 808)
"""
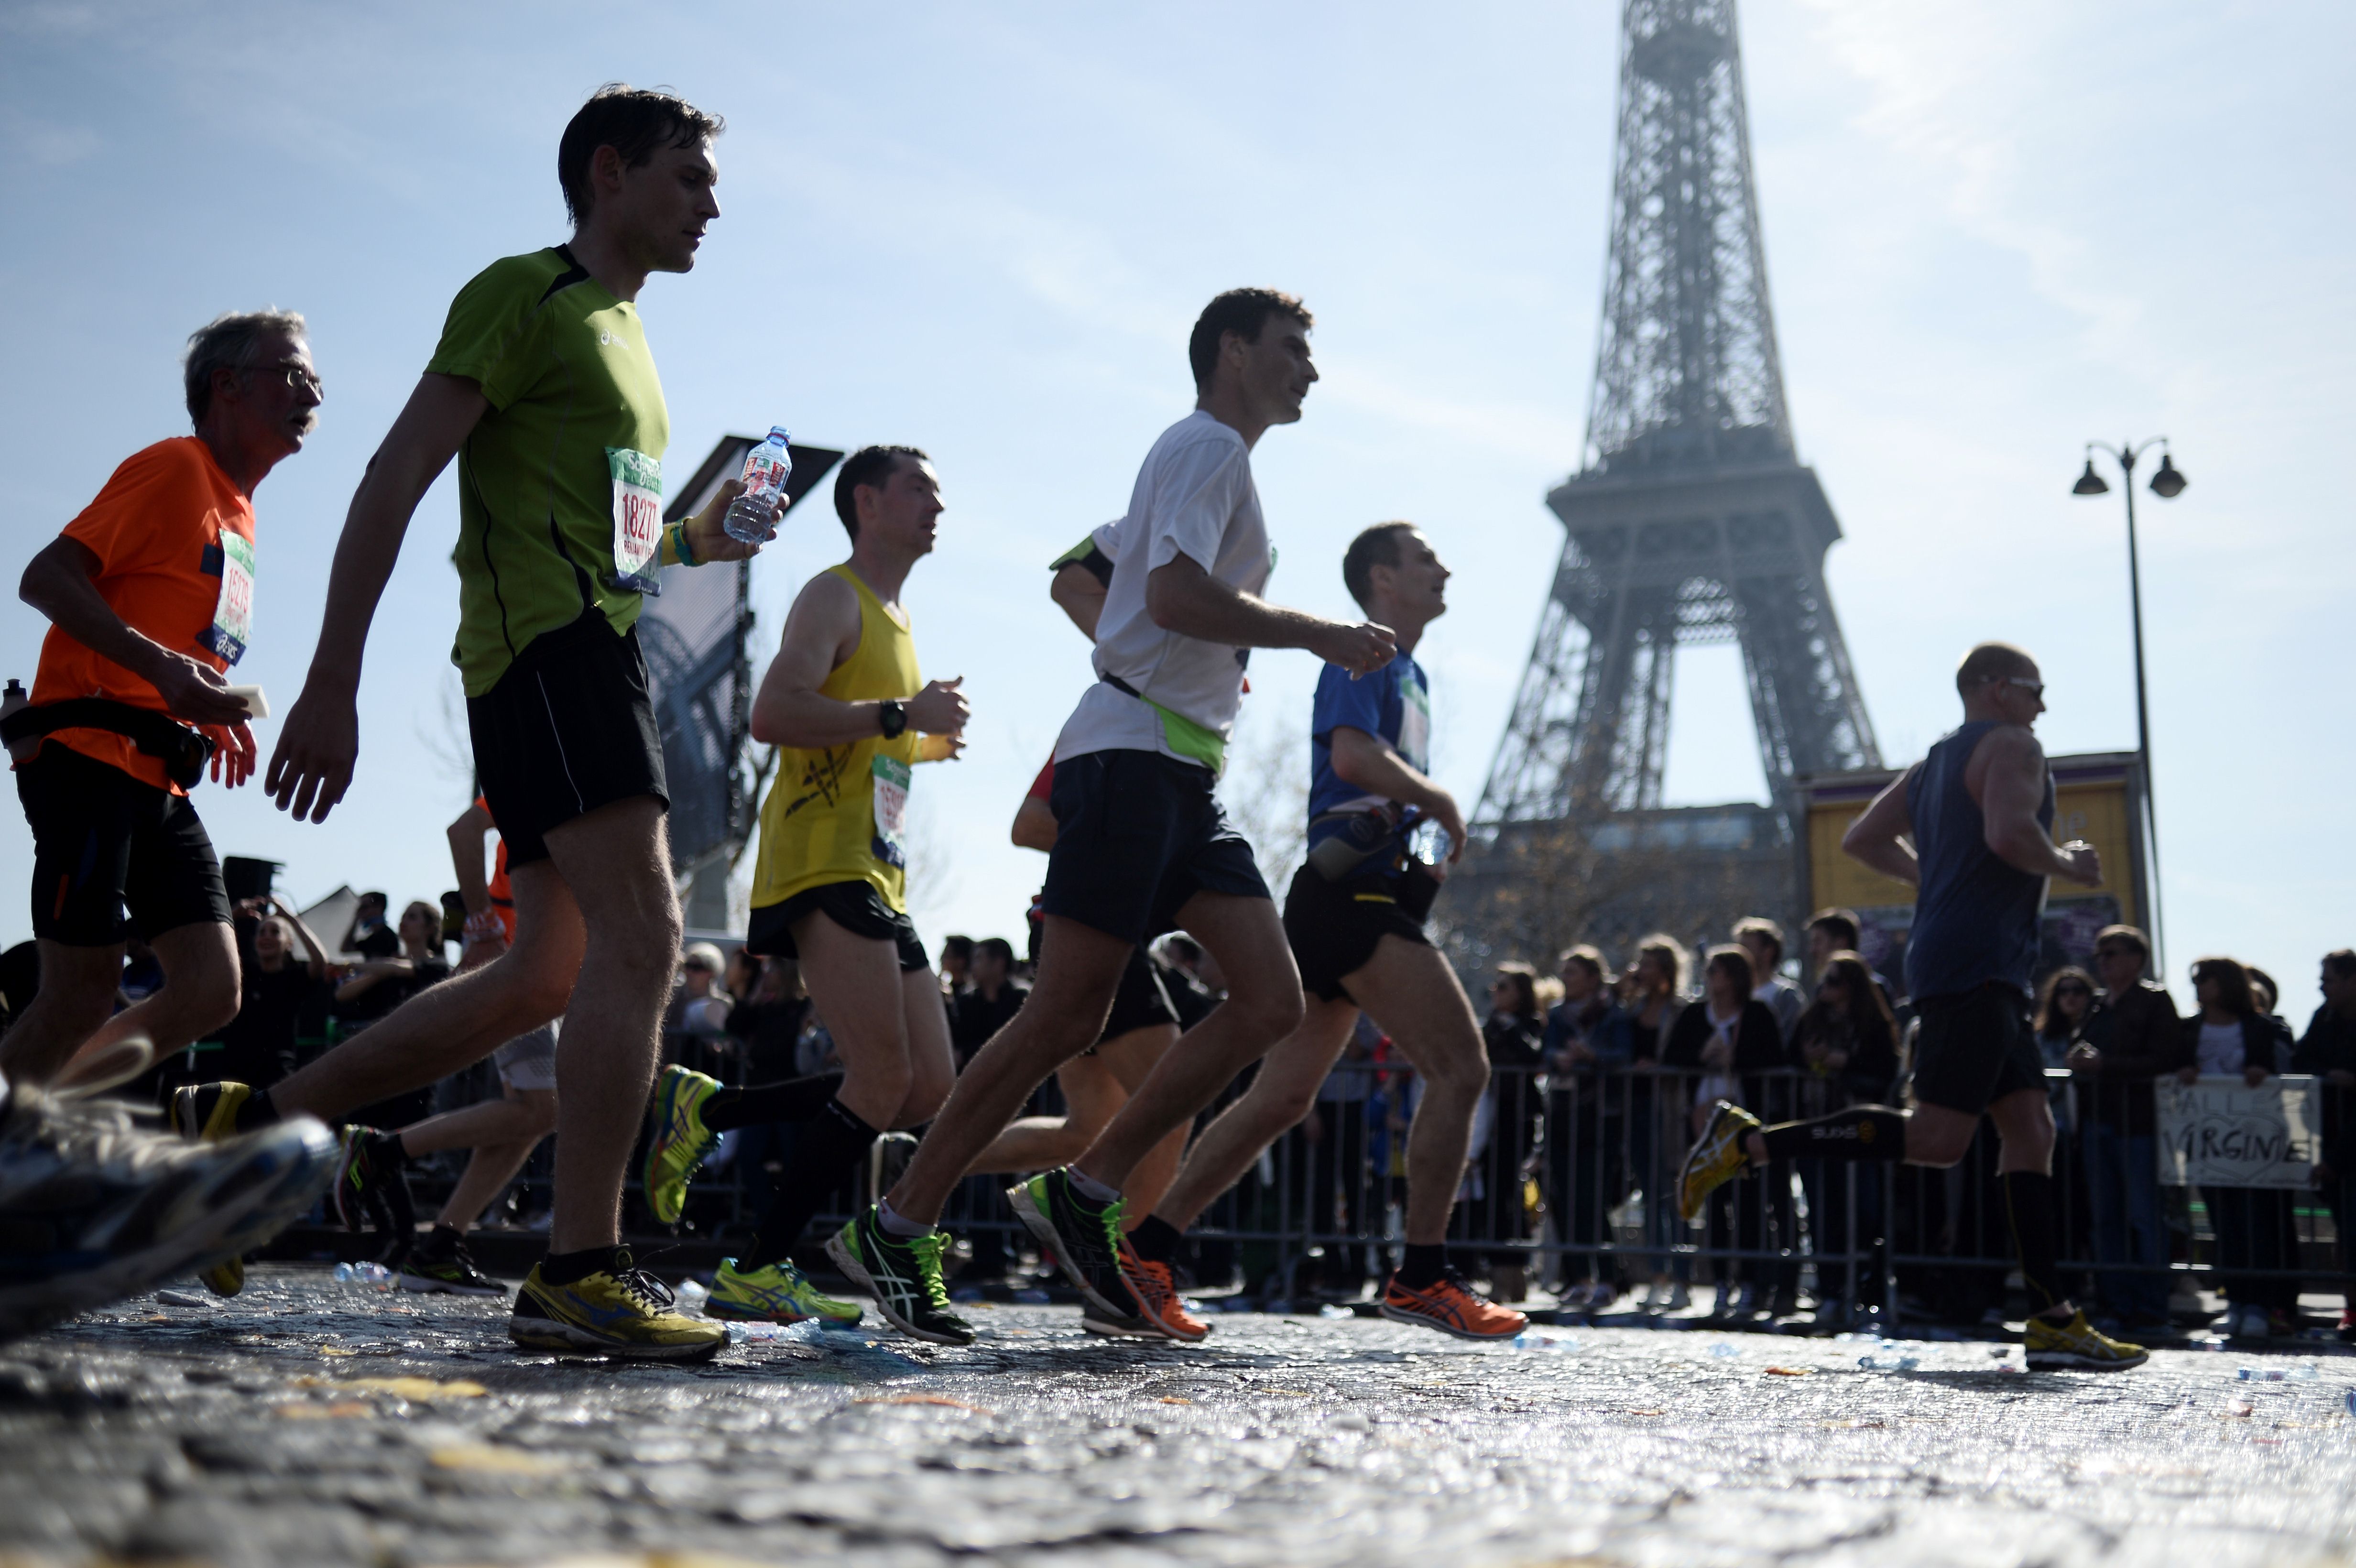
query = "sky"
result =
(2, 0, 2349, 1013)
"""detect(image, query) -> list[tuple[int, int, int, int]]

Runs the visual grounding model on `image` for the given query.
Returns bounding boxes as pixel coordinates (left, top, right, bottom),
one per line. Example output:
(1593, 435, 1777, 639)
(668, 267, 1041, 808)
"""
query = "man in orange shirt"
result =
(5, 309, 321, 1087)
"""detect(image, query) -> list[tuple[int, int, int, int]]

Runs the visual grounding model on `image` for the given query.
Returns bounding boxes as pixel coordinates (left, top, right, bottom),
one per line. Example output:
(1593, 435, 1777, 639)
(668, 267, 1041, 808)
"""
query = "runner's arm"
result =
(749, 572, 970, 745)
(1979, 728, 2100, 885)
(1011, 795, 1058, 852)
(1050, 562, 1108, 640)
(265, 372, 489, 822)
(1144, 554, 1394, 675)
(1327, 725, 1467, 863)
(1839, 765, 1921, 886)
(270, 895, 336, 983)
(18, 538, 250, 726)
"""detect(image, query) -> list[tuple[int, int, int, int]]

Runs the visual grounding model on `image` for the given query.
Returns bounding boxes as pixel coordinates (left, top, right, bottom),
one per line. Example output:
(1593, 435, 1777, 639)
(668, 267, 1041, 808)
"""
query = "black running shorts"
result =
(1282, 861, 1437, 1003)
(1909, 982, 2044, 1115)
(467, 611, 667, 869)
(16, 742, 230, 946)
(1039, 749, 1269, 944)
(746, 880, 929, 974)
(1097, 946, 1179, 1045)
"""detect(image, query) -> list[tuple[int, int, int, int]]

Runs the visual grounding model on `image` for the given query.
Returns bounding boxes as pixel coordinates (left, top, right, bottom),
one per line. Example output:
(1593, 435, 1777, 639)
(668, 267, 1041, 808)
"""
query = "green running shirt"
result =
(426, 246, 672, 696)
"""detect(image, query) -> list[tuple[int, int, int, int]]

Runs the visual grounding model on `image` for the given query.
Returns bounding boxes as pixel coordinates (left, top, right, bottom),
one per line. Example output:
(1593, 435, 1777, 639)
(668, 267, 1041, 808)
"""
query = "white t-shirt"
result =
(2196, 1019, 2246, 1076)
(1055, 411, 1270, 772)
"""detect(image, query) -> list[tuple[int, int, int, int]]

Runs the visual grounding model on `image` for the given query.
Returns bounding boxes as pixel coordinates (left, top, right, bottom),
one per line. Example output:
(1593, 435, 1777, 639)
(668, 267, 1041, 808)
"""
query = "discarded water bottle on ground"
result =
(673, 1278, 709, 1315)
(332, 1262, 392, 1290)
(1859, 1353, 1919, 1372)
(1320, 1303, 1355, 1320)
(1709, 1343, 1742, 1359)
(726, 426, 792, 543)
(1513, 1332, 1578, 1352)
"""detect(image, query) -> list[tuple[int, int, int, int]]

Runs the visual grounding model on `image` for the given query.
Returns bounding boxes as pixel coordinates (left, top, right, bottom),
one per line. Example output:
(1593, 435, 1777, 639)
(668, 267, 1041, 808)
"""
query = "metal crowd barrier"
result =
(384, 1038, 2350, 1320)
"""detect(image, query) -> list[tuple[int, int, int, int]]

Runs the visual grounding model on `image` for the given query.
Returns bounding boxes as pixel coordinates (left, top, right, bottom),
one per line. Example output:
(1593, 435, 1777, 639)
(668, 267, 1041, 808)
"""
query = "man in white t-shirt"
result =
(828, 288, 1396, 1344)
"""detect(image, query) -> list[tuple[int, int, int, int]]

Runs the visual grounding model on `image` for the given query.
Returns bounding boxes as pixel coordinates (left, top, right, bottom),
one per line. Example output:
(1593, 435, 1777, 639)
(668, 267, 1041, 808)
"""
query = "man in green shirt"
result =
(181, 86, 768, 1358)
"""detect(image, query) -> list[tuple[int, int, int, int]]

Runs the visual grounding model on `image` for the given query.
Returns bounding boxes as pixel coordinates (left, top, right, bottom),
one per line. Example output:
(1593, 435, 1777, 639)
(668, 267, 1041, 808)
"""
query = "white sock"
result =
(1064, 1166, 1121, 1205)
(876, 1198, 934, 1238)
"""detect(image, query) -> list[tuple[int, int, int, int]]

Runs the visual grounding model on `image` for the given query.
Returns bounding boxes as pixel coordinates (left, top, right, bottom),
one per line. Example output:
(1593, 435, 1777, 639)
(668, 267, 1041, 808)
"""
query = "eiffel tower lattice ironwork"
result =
(1475, 0, 1879, 853)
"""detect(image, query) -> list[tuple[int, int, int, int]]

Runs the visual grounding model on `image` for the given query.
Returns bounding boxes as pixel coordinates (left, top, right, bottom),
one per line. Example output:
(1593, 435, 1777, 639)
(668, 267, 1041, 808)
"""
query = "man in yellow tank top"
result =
(640, 446, 969, 1328)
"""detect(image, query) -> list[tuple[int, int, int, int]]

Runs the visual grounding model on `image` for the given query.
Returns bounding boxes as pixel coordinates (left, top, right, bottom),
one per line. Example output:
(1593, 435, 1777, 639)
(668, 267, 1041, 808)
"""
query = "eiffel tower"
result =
(1451, 0, 1879, 962)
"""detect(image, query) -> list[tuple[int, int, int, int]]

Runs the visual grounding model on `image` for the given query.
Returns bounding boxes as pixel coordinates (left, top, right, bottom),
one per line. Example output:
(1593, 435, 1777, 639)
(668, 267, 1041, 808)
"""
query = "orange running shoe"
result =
(1380, 1268, 1529, 1340)
(1118, 1247, 1211, 1342)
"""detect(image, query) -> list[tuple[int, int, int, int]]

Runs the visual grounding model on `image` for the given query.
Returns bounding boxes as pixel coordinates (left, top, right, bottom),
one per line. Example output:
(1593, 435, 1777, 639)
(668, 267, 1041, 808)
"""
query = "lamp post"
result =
(2072, 438, 2186, 967)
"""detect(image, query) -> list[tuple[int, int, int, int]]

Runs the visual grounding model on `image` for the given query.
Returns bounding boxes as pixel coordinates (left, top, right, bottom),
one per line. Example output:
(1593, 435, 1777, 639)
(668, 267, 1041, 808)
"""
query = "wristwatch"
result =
(878, 699, 908, 740)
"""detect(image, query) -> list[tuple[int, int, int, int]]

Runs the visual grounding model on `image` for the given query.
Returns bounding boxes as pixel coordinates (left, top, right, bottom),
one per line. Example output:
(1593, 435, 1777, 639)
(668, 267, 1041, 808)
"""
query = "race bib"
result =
(871, 754, 911, 869)
(196, 531, 255, 665)
(606, 446, 664, 594)
(1397, 670, 1431, 773)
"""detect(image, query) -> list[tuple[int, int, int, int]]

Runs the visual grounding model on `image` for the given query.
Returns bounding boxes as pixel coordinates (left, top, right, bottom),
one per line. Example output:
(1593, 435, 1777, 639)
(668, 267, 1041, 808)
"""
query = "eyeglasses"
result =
(1997, 676, 2045, 698)
(250, 362, 324, 398)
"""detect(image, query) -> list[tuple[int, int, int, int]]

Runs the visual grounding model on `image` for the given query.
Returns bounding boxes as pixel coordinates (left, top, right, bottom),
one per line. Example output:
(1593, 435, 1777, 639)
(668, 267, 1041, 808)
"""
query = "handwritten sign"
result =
(2154, 1076, 2322, 1190)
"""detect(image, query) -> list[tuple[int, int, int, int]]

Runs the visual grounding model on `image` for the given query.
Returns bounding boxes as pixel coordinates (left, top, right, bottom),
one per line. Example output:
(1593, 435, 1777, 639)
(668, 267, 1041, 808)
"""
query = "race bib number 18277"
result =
(606, 446, 663, 594)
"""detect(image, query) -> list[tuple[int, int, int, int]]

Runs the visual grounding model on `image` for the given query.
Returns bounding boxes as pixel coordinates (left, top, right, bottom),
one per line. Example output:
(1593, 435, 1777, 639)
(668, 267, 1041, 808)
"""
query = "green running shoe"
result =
(169, 1081, 255, 1297)
(707, 1256, 863, 1327)
(824, 1207, 975, 1346)
(643, 1066, 721, 1226)
(1009, 1168, 1142, 1326)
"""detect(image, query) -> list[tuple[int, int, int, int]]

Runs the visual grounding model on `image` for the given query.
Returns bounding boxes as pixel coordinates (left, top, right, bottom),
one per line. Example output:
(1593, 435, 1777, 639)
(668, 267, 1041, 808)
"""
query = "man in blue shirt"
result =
(1118, 523, 1526, 1339)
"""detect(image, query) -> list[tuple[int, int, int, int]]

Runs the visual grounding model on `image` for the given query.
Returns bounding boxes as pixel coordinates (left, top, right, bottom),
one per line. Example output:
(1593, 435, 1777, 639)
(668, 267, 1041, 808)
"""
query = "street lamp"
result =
(2072, 437, 2187, 968)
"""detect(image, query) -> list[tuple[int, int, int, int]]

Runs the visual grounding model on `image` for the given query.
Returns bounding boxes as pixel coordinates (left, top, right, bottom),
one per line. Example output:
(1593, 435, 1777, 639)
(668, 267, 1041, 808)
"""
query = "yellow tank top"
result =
(750, 565, 924, 913)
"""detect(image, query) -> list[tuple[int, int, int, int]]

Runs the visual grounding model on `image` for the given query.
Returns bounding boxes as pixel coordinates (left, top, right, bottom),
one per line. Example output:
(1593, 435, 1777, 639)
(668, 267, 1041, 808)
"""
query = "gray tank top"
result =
(1903, 720, 2053, 1001)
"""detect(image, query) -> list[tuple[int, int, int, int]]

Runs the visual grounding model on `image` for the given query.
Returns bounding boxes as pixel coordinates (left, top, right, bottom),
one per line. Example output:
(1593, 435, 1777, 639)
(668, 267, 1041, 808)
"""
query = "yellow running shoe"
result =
(707, 1257, 863, 1327)
(169, 1081, 254, 1296)
(508, 1250, 728, 1360)
(1677, 1100, 1761, 1224)
(2023, 1309, 2148, 1371)
(642, 1066, 720, 1227)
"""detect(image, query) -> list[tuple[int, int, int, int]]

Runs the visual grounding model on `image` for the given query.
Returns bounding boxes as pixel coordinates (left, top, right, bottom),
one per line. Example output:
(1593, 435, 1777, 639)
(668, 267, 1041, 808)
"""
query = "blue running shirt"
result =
(1306, 651, 1431, 879)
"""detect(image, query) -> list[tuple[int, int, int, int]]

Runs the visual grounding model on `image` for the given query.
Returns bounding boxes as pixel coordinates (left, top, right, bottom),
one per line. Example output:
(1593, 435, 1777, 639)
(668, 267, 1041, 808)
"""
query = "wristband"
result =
(670, 521, 699, 567)
(462, 911, 505, 944)
(878, 699, 908, 740)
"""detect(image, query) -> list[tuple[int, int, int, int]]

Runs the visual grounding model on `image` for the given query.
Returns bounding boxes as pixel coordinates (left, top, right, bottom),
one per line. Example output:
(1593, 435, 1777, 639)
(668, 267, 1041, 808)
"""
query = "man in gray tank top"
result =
(1675, 642, 2147, 1371)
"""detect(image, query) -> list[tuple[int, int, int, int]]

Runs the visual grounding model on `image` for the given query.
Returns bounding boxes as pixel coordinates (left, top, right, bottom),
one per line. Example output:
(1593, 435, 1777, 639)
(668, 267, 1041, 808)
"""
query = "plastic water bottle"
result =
(1859, 1353, 1919, 1372)
(332, 1261, 393, 1291)
(673, 1278, 709, 1316)
(726, 426, 792, 543)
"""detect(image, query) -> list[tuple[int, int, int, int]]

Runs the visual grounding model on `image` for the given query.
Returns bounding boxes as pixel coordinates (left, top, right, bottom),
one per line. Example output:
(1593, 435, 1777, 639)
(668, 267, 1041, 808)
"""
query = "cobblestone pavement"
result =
(4, 1267, 2355, 1568)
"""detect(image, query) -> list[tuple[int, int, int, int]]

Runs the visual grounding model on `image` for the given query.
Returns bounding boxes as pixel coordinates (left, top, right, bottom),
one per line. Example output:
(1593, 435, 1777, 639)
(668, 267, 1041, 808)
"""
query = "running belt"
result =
(1, 698, 216, 788)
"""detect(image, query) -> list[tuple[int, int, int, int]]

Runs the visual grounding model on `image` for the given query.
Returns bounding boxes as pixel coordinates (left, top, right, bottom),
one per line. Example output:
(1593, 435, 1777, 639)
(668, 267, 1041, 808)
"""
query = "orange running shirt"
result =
(473, 794, 516, 942)
(30, 437, 254, 794)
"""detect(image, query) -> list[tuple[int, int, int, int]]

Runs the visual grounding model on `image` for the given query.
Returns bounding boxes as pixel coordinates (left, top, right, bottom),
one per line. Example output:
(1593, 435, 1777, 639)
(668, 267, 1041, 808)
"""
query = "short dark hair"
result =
(974, 937, 1015, 969)
(1342, 523, 1417, 610)
(558, 84, 723, 228)
(1806, 908, 1861, 951)
(2094, 923, 2149, 960)
(1705, 944, 1756, 993)
(940, 935, 974, 961)
(1187, 288, 1311, 391)
(832, 445, 928, 539)
(1557, 944, 1608, 983)
(2326, 949, 2356, 981)
(1956, 640, 2037, 697)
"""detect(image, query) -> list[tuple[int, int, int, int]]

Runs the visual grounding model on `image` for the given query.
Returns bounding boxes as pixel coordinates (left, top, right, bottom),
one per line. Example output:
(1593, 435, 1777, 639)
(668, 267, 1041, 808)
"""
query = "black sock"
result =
(540, 1245, 622, 1286)
(1129, 1212, 1184, 1264)
(700, 1071, 847, 1133)
(740, 1098, 880, 1270)
(1398, 1243, 1449, 1289)
(234, 1086, 279, 1132)
(2002, 1170, 2069, 1316)
(1757, 1106, 1907, 1163)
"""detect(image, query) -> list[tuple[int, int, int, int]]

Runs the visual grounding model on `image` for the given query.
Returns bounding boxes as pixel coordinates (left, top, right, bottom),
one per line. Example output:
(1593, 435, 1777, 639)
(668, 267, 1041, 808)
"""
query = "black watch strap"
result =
(878, 699, 908, 740)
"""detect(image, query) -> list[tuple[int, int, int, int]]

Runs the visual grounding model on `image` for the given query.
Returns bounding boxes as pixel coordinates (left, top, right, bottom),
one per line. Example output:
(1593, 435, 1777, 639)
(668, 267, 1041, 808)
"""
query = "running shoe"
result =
(168, 1080, 256, 1296)
(642, 1066, 721, 1226)
(825, 1207, 976, 1345)
(2022, 1309, 2147, 1371)
(707, 1256, 863, 1327)
(398, 1232, 502, 1296)
(1008, 1168, 1141, 1325)
(332, 1125, 394, 1232)
(1118, 1252, 1211, 1342)
(1677, 1100, 1760, 1223)
(1, 1082, 336, 1339)
(1380, 1268, 1529, 1340)
(508, 1252, 728, 1359)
